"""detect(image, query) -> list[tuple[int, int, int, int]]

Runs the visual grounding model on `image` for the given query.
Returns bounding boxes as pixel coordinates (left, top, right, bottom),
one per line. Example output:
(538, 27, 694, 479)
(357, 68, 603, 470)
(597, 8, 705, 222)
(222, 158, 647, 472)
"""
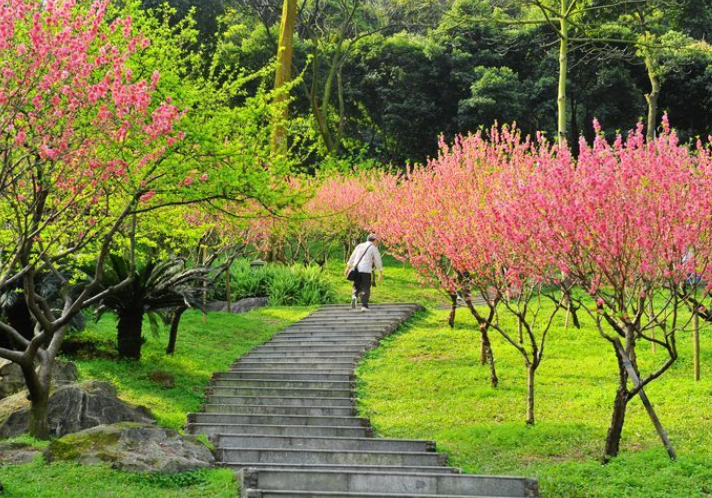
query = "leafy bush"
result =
(216, 259, 336, 306)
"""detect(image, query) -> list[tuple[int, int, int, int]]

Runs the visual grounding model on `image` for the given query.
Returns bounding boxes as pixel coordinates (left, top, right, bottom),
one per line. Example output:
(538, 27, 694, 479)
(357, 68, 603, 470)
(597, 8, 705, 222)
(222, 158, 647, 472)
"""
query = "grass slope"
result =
(356, 307, 712, 498)
(2, 306, 312, 498)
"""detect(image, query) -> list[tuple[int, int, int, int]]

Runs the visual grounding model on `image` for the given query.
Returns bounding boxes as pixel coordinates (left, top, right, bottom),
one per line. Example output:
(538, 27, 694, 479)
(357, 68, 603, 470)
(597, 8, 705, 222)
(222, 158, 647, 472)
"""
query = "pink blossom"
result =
(14, 130, 26, 145)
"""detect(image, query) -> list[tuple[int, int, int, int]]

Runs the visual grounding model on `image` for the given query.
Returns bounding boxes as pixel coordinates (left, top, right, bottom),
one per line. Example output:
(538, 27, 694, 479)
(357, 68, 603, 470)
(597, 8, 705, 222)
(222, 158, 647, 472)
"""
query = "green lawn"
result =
(356, 306, 712, 498)
(1, 306, 312, 498)
(5, 254, 711, 498)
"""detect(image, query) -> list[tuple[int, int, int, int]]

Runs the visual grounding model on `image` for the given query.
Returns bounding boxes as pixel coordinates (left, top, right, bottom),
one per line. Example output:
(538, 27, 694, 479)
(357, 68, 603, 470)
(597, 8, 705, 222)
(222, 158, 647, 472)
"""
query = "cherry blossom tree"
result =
(375, 138, 503, 388)
(0, 0, 192, 438)
(525, 117, 712, 460)
(376, 117, 712, 444)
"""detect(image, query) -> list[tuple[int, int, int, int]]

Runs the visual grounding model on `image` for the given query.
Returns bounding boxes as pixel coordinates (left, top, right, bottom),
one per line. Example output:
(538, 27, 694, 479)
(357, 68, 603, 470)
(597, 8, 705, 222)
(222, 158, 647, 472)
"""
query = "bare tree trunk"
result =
(23, 365, 51, 439)
(557, 1, 569, 143)
(448, 293, 457, 328)
(166, 306, 187, 355)
(644, 53, 660, 142)
(693, 306, 700, 381)
(526, 363, 536, 425)
(479, 322, 498, 388)
(648, 298, 657, 354)
(518, 320, 523, 343)
(117, 310, 144, 360)
(604, 383, 629, 461)
(226, 270, 231, 314)
(604, 335, 635, 461)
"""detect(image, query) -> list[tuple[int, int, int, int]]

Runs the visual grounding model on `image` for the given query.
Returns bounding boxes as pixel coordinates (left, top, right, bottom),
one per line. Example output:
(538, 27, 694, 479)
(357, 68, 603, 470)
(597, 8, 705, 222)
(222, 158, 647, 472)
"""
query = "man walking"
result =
(345, 234, 383, 311)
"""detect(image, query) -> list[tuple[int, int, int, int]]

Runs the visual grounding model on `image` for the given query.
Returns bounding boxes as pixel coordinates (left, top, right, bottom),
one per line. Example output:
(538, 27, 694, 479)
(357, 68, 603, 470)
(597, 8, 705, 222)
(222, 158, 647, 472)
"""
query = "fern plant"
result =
(92, 255, 209, 360)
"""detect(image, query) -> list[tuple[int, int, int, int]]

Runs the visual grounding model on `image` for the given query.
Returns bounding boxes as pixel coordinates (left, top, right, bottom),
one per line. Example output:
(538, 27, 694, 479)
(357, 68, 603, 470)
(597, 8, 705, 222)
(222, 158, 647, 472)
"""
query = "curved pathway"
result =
(186, 303, 539, 498)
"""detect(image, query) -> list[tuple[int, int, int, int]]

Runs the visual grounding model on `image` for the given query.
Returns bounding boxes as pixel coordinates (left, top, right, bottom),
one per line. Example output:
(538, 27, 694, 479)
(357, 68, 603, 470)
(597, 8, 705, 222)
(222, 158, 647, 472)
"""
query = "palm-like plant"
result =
(94, 255, 209, 360)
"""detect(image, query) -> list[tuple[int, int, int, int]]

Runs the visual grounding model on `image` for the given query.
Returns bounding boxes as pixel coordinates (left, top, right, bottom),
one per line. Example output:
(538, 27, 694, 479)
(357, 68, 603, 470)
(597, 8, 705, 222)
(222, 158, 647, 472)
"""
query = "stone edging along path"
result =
(186, 303, 540, 498)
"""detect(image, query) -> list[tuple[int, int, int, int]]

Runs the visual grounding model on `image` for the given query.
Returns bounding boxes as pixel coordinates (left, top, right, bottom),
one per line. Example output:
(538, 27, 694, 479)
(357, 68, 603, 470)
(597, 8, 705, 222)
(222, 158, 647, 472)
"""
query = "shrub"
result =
(216, 259, 336, 306)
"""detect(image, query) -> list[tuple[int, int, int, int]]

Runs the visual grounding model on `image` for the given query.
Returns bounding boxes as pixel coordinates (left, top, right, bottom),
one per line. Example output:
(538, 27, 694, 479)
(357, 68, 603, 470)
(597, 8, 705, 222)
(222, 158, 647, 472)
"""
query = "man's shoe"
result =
(360, 306, 370, 312)
(351, 295, 357, 309)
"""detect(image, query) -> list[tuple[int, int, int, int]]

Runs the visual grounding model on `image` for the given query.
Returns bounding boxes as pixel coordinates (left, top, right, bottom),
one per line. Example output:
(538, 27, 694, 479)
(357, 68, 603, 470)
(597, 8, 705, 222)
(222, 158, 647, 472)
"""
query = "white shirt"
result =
(348, 242, 383, 274)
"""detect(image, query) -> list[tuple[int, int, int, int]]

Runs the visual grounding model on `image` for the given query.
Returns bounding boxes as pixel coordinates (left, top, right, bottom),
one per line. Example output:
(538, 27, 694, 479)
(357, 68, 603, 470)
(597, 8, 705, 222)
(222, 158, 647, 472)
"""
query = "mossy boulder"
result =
(0, 381, 154, 438)
(43, 423, 215, 473)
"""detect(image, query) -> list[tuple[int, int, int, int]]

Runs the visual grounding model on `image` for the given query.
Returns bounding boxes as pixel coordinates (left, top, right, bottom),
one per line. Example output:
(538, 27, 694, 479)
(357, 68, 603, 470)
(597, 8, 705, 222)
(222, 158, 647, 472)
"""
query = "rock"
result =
(43, 422, 214, 473)
(52, 359, 78, 387)
(0, 362, 25, 400)
(148, 371, 174, 388)
(205, 297, 268, 314)
(0, 381, 155, 438)
(0, 441, 41, 464)
(0, 359, 78, 400)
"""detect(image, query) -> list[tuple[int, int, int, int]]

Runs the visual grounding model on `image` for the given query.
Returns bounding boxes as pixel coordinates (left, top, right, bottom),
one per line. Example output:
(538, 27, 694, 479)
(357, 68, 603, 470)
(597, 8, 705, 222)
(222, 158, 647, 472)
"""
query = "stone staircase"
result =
(186, 303, 539, 498)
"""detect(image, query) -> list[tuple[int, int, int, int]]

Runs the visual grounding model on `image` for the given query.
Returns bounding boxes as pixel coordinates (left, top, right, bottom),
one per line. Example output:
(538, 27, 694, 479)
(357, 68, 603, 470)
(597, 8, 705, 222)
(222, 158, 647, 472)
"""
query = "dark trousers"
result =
(353, 272, 372, 308)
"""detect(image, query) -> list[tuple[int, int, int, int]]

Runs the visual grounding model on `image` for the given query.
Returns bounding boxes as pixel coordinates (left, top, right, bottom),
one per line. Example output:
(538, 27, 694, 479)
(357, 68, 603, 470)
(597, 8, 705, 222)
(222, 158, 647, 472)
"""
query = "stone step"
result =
(263, 340, 375, 347)
(320, 303, 421, 307)
(218, 434, 434, 453)
(202, 395, 353, 408)
(267, 335, 376, 341)
(307, 308, 415, 314)
(286, 324, 399, 330)
(203, 404, 353, 417)
(211, 379, 352, 389)
(240, 469, 539, 497)
(234, 362, 357, 371)
(186, 423, 370, 438)
(280, 327, 389, 333)
(250, 347, 366, 355)
(268, 336, 377, 342)
(188, 412, 369, 428)
(214, 372, 353, 382)
(309, 312, 418, 318)
(209, 386, 351, 398)
(267, 336, 380, 342)
(231, 463, 459, 475)
(218, 447, 447, 467)
(230, 367, 354, 375)
(186, 302, 537, 498)
(244, 353, 361, 361)
(287, 320, 400, 326)
(272, 332, 383, 339)
(245, 491, 506, 498)
(237, 358, 358, 366)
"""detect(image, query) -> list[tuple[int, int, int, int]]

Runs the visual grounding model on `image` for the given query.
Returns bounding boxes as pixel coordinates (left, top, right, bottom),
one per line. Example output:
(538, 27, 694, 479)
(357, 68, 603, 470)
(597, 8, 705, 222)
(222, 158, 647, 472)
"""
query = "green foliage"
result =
(93, 255, 208, 319)
(217, 259, 337, 306)
(356, 306, 712, 498)
(134, 467, 211, 488)
(458, 66, 526, 129)
(3, 307, 312, 496)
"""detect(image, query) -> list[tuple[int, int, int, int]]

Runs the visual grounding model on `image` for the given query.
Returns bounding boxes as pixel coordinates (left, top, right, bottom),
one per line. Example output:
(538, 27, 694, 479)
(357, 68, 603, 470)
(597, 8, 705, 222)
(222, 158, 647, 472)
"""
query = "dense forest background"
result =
(144, 0, 712, 165)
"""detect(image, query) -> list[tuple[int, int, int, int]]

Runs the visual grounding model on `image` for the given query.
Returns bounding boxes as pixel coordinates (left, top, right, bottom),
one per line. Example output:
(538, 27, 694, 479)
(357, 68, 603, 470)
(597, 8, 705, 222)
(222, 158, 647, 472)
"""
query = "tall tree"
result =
(271, 0, 298, 154)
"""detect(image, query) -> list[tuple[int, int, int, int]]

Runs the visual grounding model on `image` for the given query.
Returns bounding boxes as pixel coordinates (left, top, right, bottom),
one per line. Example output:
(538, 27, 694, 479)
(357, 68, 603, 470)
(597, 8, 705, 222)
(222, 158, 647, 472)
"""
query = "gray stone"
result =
(0, 381, 155, 438)
(206, 297, 268, 314)
(0, 441, 41, 464)
(43, 422, 214, 473)
(0, 359, 78, 399)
